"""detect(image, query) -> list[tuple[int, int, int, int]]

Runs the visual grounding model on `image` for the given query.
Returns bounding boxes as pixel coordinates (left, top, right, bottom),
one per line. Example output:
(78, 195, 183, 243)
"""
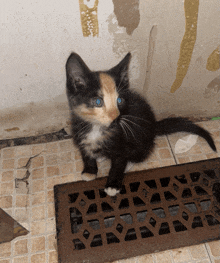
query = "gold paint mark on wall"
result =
(170, 0, 199, 93)
(5, 127, 20, 132)
(206, 46, 220, 71)
(79, 0, 99, 37)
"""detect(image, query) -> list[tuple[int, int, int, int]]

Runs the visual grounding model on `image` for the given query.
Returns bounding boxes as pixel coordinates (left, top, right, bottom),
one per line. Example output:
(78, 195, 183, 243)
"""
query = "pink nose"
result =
(109, 109, 120, 121)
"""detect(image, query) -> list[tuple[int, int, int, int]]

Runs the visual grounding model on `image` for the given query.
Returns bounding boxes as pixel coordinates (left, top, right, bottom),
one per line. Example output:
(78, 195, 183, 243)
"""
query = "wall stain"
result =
(79, 0, 99, 37)
(206, 46, 220, 71)
(204, 75, 220, 98)
(170, 0, 199, 93)
(5, 127, 20, 132)
(112, 0, 140, 35)
(143, 25, 157, 95)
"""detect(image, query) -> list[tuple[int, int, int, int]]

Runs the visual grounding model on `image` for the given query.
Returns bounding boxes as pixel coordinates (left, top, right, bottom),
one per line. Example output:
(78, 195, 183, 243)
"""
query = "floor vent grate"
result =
(54, 158, 220, 263)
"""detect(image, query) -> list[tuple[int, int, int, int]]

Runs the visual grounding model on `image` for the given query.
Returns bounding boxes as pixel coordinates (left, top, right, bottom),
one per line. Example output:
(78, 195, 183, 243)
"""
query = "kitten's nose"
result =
(108, 109, 120, 121)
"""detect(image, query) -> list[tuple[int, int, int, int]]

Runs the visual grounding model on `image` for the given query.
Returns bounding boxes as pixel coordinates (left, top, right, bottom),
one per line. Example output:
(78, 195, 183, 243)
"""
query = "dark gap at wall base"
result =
(0, 129, 72, 150)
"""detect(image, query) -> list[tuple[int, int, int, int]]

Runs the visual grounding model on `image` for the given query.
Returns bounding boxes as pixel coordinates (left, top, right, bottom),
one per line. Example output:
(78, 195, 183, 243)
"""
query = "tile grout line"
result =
(166, 135, 178, 165)
(204, 243, 213, 263)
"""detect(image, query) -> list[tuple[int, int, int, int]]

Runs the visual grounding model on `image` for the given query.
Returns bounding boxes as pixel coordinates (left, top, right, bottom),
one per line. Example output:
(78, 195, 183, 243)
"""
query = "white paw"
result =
(81, 173, 97, 182)
(104, 187, 120, 196)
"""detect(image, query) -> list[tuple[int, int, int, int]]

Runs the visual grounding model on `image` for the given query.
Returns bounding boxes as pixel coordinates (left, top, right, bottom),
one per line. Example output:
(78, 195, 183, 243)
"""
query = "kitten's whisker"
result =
(121, 120, 135, 140)
(74, 124, 90, 137)
(121, 117, 143, 129)
(120, 121, 129, 141)
(123, 115, 151, 124)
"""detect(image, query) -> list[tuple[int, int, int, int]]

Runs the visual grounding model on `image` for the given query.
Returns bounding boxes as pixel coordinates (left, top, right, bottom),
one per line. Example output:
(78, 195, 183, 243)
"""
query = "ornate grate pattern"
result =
(54, 158, 220, 263)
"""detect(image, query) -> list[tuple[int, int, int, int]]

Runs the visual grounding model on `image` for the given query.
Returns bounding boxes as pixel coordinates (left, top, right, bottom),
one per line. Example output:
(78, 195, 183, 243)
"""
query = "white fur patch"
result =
(104, 187, 120, 196)
(81, 173, 97, 181)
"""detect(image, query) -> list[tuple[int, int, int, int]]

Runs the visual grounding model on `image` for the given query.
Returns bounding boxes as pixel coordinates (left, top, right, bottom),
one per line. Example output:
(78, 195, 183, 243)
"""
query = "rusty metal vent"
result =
(54, 158, 220, 263)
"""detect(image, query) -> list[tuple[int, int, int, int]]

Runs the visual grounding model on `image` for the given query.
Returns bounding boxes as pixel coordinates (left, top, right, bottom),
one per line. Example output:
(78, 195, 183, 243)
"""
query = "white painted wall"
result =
(0, 0, 219, 139)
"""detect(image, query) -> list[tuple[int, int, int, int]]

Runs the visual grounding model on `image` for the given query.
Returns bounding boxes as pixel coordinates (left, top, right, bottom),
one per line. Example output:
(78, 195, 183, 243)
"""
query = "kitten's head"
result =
(66, 52, 131, 127)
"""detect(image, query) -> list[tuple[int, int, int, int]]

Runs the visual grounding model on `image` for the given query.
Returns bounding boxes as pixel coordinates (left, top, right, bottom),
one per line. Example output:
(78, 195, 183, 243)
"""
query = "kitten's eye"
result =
(117, 97, 124, 105)
(94, 98, 103, 107)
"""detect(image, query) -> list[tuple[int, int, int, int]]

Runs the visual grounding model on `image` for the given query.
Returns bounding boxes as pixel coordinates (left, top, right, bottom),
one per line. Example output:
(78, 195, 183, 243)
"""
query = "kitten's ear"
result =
(66, 52, 91, 92)
(109, 52, 131, 86)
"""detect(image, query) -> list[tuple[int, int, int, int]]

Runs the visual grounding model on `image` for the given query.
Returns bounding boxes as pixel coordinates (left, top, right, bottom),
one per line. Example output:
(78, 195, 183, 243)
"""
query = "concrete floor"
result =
(0, 119, 220, 263)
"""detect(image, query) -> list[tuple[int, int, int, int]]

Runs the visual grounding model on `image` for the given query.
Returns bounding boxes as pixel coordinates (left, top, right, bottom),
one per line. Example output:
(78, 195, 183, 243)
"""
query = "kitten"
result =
(66, 52, 216, 196)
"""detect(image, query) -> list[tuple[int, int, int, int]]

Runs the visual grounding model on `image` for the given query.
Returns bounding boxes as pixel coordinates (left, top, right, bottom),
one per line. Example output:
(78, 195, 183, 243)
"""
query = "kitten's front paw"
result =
(81, 173, 97, 181)
(104, 187, 120, 197)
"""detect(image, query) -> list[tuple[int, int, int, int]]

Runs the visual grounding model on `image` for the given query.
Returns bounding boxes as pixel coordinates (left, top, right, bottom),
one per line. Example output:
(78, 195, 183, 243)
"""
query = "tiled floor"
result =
(0, 119, 220, 263)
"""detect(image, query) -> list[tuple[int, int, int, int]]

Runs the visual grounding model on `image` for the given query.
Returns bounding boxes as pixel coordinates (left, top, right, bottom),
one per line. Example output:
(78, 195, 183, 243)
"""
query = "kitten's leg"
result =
(81, 154, 98, 181)
(105, 158, 127, 196)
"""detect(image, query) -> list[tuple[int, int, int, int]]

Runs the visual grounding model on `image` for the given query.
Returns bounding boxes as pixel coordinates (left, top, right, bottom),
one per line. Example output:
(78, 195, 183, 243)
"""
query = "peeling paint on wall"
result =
(112, 0, 140, 35)
(206, 46, 220, 71)
(79, 0, 99, 37)
(204, 75, 220, 98)
(170, 0, 199, 93)
(143, 25, 157, 95)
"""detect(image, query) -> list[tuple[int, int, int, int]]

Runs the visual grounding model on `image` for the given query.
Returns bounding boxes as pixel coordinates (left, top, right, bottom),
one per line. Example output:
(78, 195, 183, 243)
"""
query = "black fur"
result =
(66, 52, 216, 195)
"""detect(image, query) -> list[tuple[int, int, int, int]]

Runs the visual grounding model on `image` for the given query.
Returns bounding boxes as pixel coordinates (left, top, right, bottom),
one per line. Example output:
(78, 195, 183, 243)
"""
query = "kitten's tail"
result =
(155, 117, 216, 152)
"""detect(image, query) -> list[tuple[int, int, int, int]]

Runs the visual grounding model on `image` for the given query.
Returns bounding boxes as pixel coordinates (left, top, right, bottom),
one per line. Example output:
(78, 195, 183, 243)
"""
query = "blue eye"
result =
(95, 98, 103, 107)
(117, 97, 122, 104)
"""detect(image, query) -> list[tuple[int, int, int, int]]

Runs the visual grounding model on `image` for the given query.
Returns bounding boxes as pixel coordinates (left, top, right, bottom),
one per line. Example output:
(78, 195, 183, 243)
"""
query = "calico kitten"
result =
(66, 52, 216, 196)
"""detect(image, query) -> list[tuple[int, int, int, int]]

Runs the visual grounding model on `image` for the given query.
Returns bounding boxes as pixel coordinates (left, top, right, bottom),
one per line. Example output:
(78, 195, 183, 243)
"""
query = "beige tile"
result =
(155, 251, 172, 263)
(196, 260, 212, 263)
(190, 155, 207, 162)
(145, 161, 161, 169)
(32, 168, 44, 180)
(31, 252, 46, 263)
(31, 192, 45, 206)
(16, 195, 29, 207)
(61, 174, 75, 184)
(15, 181, 29, 195)
(207, 240, 220, 257)
(49, 250, 58, 263)
(47, 177, 61, 190)
(212, 130, 220, 141)
(206, 152, 219, 159)
(14, 239, 28, 256)
(31, 156, 44, 168)
(0, 196, 13, 208)
(17, 158, 29, 168)
(137, 254, 154, 263)
(59, 163, 74, 175)
(47, 190, 54, 203)
(47, 234, 57, 250)
(32, 144, 45, 155)
(46, 142, 59, 154)
(158, 148, 172, 159)
(16, 146, 31, 157)
(188, 244, 208, 260)
(32, 179, 44, 193)
(73, 150, 82, 161)
(214, 260, 220, 263)
(59, 152, 72, 163)
(1, 170, 14, 182)
(2, 148, 15, 159)
(13, 256, 28, 263)
(201, 120, 220, 130)
(2, 159, 15, 169)
(46, 154, 58, 166)
(46, 218, 56, 233)
(187, 144, 202, 155)
(0, 241, 11, 257)
(0, 259, 10, 263)
(14, 208, 29, 222)
(32, 205, 45, 221)
(47, 166, 60, 177)
(31, 221, 46, 236)
(31, 236, 45, 253)
(171, 247, 191, 262)
(47, 203, 55, 218)
(155, 136, 169, 148)
(1, 181, 14, 195)
(59, 140, 73, 152)
(160, 159, 175, 167)
(3, 208, 13, 217)
(177, 156, 191, 164)
(16, 169, 27, 179)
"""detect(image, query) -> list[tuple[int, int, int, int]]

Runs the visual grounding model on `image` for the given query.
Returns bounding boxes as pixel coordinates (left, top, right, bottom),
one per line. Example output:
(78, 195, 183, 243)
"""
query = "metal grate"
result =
(54, 158, 220, 263)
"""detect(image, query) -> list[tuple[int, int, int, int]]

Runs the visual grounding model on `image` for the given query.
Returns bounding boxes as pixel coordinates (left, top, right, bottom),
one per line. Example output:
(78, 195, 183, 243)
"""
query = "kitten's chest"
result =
(81, 125, 108, 157)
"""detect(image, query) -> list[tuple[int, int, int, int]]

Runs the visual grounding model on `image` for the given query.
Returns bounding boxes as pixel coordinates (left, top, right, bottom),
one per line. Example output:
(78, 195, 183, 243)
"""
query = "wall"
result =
(0, 0, 219, 139)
